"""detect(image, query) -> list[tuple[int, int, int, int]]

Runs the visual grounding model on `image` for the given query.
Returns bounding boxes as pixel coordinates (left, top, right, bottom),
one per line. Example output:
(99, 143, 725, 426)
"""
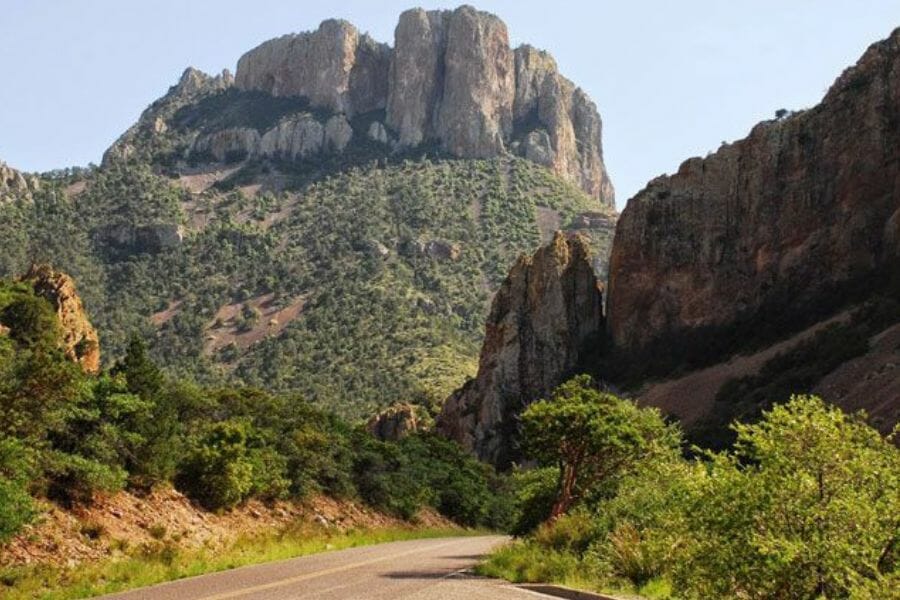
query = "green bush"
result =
(176, 420, 261, 510)
(504, 395, 900, 598)
(0, 438, 37, 541)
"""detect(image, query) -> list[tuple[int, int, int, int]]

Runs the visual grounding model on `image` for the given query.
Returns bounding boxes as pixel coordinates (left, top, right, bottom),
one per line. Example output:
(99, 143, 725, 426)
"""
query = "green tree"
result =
(679, 396, 900, 598)
(0, 437, 37, 541)
(115, 337, 181, 486)
(522, 375, 677, 520)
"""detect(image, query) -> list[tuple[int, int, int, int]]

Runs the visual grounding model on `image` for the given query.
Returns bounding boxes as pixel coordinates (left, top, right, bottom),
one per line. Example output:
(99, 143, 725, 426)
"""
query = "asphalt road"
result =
(98, 535, 556, 600)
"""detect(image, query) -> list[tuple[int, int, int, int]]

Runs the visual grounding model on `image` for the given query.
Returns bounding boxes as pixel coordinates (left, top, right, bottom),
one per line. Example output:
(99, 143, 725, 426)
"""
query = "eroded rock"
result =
(437, 232, 603, 467)
(23, 265, 101, 374)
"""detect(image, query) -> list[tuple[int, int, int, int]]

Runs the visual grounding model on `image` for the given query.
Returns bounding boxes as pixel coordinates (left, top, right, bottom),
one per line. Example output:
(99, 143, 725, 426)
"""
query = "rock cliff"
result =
(437, 232, 603, 467)
(607, 27, 900, 359)
(24, 265, 101, 374)
(232, 6, 614, 205)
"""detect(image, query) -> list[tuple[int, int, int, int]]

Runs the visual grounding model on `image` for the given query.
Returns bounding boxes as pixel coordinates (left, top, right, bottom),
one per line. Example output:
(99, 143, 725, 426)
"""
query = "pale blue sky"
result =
(2, 1, 899, 206)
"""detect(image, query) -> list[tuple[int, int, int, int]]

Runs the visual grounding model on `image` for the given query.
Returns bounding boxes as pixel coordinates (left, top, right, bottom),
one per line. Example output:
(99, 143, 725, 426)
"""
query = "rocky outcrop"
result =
(607, 27, 900, 358)
(1, 161, 39, 201)
(232, 6, 614, 205)
(259, 116, 324, 159)
(235, 20, 390, 117)
(512, 45, 613, 202)
(96, 223, 183, 256)
(366, 403, 423, 441)
(23, 265, 101, 374)
(438, 232, 603, 467)
(189, 113, 356, 162)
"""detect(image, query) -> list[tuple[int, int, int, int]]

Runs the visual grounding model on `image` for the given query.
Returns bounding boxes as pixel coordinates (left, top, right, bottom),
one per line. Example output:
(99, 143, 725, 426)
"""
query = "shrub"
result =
(176, 420, 259, 510)
(0, 438, 36, 541)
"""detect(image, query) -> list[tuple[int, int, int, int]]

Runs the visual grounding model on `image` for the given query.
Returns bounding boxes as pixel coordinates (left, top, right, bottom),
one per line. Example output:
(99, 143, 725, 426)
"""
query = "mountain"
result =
(0, 6, 616, 419)
(440, 26, 900, 462)
(106, 6, 614, 206)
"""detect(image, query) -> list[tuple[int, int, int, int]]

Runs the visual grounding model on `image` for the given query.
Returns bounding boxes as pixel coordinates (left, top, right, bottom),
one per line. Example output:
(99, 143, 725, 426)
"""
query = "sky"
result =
(2, 1, 899, 208)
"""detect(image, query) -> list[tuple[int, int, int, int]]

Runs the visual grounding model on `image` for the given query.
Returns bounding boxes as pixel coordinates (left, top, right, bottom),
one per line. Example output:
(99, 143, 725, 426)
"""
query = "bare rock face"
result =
(607, 28, 900, 358)
(323, 115, 354, 152)
(366, 403, 423, 441)
(436, 6, 514, 158)
(233, 7, 614, 205)
(514, 45, 612, 201)
(386, 9, 447, 147)
(235, 19, 389, 117)
(438, 232, 603, 467)
(23, 265, 101, 374)
(192, 127, 260, 162)
(259, 116, 325, 159)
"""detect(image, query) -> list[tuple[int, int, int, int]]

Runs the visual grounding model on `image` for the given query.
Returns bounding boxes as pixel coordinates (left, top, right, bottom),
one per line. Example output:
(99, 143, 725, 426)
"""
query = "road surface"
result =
(99, 535, 555, 599)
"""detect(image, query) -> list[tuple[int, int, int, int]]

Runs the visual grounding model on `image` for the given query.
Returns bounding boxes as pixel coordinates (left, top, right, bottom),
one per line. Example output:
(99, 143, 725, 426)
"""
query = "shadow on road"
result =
(382, 569, 485, 580)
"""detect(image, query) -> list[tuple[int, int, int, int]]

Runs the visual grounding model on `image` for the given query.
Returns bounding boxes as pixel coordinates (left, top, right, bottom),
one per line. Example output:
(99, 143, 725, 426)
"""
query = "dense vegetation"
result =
(481, 376, 900, 599)
(0, 155, 611, 419)
(0, 284, 510, 544)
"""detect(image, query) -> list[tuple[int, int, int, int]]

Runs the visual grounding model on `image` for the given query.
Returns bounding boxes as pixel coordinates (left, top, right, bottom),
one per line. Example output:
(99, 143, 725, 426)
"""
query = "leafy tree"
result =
(176, 419, 287, 510)
(678, 396, 900, 599)
(522, 375, 677, 520)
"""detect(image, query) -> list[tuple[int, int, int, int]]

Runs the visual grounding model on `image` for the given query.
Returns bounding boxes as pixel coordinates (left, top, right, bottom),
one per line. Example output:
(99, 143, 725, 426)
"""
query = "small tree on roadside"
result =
(522, 375, 677, 520)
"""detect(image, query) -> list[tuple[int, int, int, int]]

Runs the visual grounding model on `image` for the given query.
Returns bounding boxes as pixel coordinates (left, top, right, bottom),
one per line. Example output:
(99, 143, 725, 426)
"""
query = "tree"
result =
(522, 375, 677, 520)
(679, 396, 900, 598)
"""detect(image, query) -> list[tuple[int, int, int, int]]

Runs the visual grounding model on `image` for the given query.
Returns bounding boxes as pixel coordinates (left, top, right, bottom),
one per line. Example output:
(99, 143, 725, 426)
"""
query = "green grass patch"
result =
(0, 525, 476, 599)
(476, 540, 670, 599)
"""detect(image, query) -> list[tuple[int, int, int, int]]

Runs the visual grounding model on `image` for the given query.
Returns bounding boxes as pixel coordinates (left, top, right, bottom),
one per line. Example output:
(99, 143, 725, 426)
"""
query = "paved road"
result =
(99, 536, 555, 600)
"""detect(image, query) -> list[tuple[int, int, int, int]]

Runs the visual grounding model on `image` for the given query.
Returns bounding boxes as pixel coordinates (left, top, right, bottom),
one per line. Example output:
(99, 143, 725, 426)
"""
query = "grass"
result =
(0, 524, 475, 599)
(476, 540, 673, 600)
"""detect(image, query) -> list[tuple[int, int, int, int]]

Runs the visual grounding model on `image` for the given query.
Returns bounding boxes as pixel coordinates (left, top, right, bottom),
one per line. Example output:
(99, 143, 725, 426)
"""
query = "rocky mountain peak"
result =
(437, 231, 604, 467)
(23, 265, 101, 374)
(230, 5, 613, 205)
(176, 66, 233, 97)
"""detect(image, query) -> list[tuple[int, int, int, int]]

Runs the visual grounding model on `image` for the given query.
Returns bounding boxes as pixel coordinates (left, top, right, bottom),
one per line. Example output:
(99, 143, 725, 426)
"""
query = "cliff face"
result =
(24, 265, 101, 374)
(232, 6, 614, 205)
(437, 232, 603, 467)
(607, 27, 900, 355)
(234, 20, 391, 116)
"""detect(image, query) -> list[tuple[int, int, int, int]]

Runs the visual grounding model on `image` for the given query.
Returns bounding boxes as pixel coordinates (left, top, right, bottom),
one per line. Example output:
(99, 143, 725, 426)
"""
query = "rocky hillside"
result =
(106, 6, 613, 205)
(0, 6, 616, 420)
(438, 26, 900, 460)
(438, 232, 603, 467)
(605, 27, 900, 443)
(608, 27, 900, 364)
